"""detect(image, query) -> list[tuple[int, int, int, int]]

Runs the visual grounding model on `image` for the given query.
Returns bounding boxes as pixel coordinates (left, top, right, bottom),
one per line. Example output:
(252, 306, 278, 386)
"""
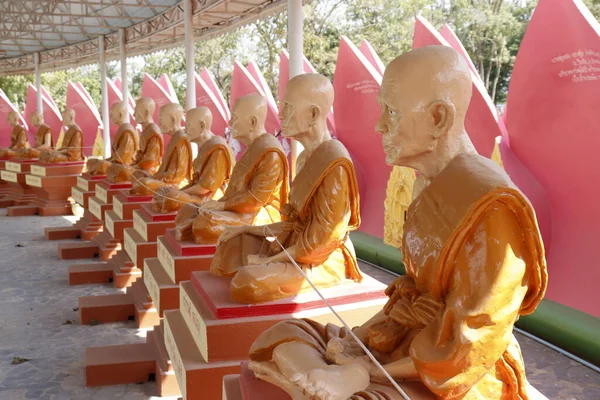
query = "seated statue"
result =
(16, 111, 53, 159)
(247, 46, 548, 400)
(86, 102, 139, 176)
(208, 75, 362, 304)
(174, 94, 289, 245)
(130, 103, 192, 196)
(0, 111, 29, 158)
(152, 106, 234, 213)
(106, 97, 163, 183)
(39, 109, 84, 163)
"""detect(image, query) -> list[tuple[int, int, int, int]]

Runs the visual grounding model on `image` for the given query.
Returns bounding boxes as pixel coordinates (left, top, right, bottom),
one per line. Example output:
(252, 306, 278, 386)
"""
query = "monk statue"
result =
(152, 106, 234, 213)
(383, 166, 416, 248)
(0, 111, 29, 158)
(129, 103, 192, 196)
(86, 102, 139, 176)
(209, 75, 362, 304)
(106, 97, 163, 183)
(16, 111, 54, 159)
(247, 46, 548, 400)
(173, 94, 289, 246)
(39, 109, 83, 163)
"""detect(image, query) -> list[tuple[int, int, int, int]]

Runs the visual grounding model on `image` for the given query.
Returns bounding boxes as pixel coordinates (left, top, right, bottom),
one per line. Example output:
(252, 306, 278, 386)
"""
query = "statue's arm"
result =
(186, 150, 228, 196)
(66, 131, 83, 159)
(161, 142, 189, 184)
(113, 131, 136, 164)
(223, 152, 283, 214)
(41, 130, 52, 148)
(16, 128, 28, 149)
(408, 204, 531, 396)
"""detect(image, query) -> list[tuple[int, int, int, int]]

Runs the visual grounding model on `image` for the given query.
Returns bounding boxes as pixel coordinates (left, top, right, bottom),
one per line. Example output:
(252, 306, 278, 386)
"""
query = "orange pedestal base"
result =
(5, 161, 84, 217)
(58, 191, 151, 260)
(0, 160, 37, 208)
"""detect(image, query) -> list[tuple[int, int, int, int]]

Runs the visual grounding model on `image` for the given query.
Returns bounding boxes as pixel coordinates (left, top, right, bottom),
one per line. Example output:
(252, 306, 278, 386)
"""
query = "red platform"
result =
(0, 160, 37, 208)
(44, 174, 110, 240)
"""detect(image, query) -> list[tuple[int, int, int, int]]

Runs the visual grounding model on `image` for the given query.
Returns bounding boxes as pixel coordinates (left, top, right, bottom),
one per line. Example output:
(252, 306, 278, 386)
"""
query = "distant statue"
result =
(152, 106, 234, 213)
(106, 97, 163, 183)
(247, 46, 548, 400)
(86, 102, 139, 175)
(0, 111, 29, 158)
(16, 111, 53, 159)
(39, 109, 83, 163)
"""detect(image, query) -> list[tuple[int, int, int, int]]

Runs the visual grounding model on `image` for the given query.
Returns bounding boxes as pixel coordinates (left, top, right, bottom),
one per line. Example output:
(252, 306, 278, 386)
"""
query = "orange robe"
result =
(106, 123, 163, 183)
(250, 154, 548, 399)
(130, 130, 193, 196)
(178, 133, 289, 244)
(39, 124, 83, 162)
(210, 139, 362, 304)
(16, 124, 53, 159)
(152, 135, 234, 213)
(86, 123, 139, 175)
(0, 125, 29, 158)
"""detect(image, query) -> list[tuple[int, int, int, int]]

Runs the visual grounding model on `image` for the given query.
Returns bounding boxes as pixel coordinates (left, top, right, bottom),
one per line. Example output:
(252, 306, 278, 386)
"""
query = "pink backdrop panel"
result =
(113, 77, 137, 114)
(66, 82, 101, 156)
(0, 90, 28, 148)
(333, 36, 390, 238)
(506, 0, 600, 316)
(41, 86, 58, 110)
(107, 79, 127, 138)
(199, 68, 230, 122)
(158, 74, 179, 104)
(193, 72, 228, 136)
(24, 85, 62, 146)
(413, 16, 497, 157)
(359, 39, 385, 75)
(439, 24, 481, 79)
(278, 50, 336, 135)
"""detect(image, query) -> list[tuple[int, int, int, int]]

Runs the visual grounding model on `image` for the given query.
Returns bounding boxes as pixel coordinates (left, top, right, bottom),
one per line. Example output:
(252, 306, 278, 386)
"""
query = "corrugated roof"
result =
(0, 0, 286, 76)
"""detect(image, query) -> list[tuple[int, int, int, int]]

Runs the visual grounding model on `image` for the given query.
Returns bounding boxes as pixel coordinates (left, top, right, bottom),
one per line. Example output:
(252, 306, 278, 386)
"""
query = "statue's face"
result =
(30, 113, 40, 126)
(228, 107, 250, 142)
(7, 113, 18, 126)
(133, 103, 145, 124)
(62, 111, 74, 126)
(109, 107, 122, 125)
(280, 90, 311, 139)
(376, 76, 435, 166)
(159, 109, 174, 133)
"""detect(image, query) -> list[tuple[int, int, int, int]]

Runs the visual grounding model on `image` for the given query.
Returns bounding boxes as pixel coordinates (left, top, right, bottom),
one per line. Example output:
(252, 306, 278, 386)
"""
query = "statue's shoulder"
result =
(146, 123, 161, 135)
(256, 132, 283, 151)
(120, 123, 136, 133)
(70, 124, 83, 133)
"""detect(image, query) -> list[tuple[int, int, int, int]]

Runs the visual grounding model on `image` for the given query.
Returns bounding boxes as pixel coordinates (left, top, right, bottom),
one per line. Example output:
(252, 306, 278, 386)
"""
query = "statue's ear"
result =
(200, 120, 206, 131)
(310, 105, 321, 125)
(250, 116, 258, 129)
(429, 101, 455, 138)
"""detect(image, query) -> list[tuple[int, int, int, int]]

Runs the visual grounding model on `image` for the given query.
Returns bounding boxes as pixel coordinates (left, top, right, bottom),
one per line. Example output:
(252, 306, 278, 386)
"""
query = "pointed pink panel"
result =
(24, 85, 61, 145)
(141, 73, 176, 125)
(107, 79, 136, 138)
(413, 16, 497, 157)
(200, 68, 230, 121)
(439, 24, 481, 79)
(158, 74, 179, 104)
(0, 90, 28, 148)
(41, 86, 58, 110)
(506, 0, 600, 316)
(194, 73, 228, 136)
(66, 82, 101, 156)
(333, 36, 389, 238)
(245, 61, 281, 134)
(75, 82, 96, 108)
(114, 77, 122, 91)
(278, 50, 336, 134)
(359, 40, 385, 75)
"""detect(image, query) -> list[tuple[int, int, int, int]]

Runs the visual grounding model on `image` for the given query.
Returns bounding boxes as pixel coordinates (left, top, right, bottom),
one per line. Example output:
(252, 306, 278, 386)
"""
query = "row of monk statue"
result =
(0, 45, 547, 399)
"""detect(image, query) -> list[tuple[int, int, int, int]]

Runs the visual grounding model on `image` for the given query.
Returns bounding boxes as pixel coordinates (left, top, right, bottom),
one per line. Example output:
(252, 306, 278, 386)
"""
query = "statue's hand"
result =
(246, 254, 271, 266)
(326, 337, 378, 377)
(202, 200, 224, 211)
(216, 226, 246, 247)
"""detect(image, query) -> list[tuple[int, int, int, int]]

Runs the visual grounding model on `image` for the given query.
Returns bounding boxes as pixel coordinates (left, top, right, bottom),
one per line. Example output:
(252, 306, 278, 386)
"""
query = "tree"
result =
(0, 75, 33, 111)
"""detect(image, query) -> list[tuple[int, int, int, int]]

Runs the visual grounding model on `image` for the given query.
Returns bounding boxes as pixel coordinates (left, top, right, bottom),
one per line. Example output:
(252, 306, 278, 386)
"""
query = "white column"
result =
(34, 52, 43, 113)
(99, 35, 110, 158)
(119, 28, 129, 123)
(184, 0, 196, 110)
(287, 0, 304, 177)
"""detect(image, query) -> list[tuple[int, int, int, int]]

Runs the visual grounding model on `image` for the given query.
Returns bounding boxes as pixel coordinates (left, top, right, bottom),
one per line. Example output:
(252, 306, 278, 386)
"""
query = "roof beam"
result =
(32, 0, 176, 9)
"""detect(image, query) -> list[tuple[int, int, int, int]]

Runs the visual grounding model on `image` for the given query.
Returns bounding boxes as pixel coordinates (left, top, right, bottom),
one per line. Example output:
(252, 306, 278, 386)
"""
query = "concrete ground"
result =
(0, 211, 598, 399)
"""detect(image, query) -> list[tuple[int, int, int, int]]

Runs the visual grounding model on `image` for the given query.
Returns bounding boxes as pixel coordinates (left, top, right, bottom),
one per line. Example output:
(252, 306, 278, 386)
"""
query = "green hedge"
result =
(350, 231, 600, 367)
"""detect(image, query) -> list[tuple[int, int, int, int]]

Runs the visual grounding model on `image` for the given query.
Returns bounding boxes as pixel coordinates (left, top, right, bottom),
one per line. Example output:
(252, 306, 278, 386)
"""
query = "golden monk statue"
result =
(39, 109, 84, 163)
(152, 106, 234, 213)
(0, 111, 29, 158)
(15, 111, 53, 159)
(130, 103, 192, 196)
(383, 166, 416, 248)
(209, 75, 362, 304)
(86, 102, 139, 176)
(106, 97, 163, 183)
(247, 46, 548, 400)
(174, 94, 289, 244)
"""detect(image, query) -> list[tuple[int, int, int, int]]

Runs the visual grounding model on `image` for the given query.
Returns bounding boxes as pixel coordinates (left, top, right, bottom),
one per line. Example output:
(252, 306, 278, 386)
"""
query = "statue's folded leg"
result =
(192, 210, 251, 245)
(230, 261, 307, 303)
(210, 232, 264, 277)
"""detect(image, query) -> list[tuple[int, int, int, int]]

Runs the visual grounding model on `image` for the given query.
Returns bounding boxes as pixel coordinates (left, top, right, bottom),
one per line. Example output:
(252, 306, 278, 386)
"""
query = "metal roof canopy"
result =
(0, 0, 286, 76)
